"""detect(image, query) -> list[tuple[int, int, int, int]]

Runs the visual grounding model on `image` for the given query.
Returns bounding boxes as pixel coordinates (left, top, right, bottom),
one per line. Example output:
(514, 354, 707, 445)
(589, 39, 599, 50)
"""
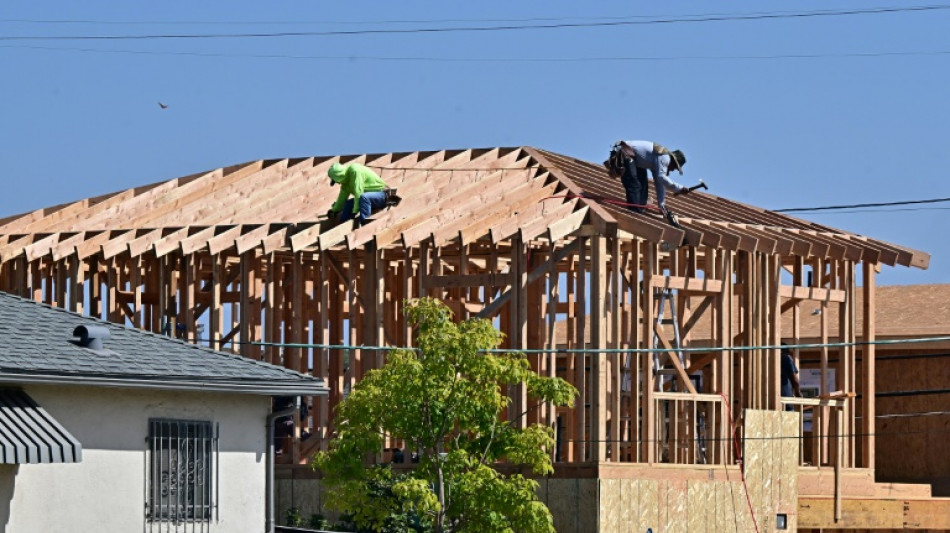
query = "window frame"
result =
(146, 418, 219, 527)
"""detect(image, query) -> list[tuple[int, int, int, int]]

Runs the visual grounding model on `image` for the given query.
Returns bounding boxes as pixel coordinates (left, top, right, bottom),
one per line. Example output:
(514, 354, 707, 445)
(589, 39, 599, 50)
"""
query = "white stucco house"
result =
(0, 292, 327, 533)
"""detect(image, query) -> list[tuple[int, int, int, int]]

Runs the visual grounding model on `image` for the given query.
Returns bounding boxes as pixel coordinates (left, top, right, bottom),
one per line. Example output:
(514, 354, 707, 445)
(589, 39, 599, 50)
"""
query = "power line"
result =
(5, 43, 950, 63)
(1, 5, 948, 41)
(775, 196, 950, 213)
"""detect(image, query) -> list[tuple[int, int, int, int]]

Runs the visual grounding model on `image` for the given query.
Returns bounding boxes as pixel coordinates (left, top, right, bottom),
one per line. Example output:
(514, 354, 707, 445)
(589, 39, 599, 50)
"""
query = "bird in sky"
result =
(158, 102, 168, 109)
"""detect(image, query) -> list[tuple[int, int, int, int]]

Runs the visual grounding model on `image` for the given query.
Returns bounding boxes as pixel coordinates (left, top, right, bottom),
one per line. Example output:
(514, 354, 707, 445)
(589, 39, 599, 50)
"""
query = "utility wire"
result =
(1, 7, 929, 26)
(184, 335, 950, 353)
(6, 43, 950, 63)
(1, 5, 948, 41)
(776, 196, 950, 213)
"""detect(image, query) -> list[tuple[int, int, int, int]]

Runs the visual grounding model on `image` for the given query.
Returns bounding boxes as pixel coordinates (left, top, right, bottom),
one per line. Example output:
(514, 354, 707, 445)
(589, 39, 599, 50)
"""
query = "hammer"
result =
(676, 178, 708, 195)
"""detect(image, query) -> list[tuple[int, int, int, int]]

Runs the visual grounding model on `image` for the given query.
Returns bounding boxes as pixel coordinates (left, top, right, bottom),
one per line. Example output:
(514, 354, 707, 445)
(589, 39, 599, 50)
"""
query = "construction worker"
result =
(612, 140, 689, 214)
(326, 162, 389, 227)
(780, 344, 802, 411)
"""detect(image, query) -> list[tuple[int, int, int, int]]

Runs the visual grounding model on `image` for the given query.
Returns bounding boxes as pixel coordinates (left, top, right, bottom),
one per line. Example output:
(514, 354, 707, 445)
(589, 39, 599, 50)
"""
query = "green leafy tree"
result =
(314, 298, 577, 533)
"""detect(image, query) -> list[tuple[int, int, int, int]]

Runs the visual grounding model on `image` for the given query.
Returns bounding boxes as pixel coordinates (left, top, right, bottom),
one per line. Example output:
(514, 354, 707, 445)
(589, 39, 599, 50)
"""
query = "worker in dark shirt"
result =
(780, 344, 802, 411)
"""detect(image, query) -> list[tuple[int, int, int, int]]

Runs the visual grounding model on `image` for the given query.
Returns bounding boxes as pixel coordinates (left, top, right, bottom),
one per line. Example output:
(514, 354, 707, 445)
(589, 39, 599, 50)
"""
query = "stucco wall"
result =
(0, 384, 269, 533)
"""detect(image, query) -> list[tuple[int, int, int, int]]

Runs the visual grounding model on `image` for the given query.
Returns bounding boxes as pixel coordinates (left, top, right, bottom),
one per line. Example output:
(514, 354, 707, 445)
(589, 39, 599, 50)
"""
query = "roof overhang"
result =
(0, 388, 81, 464)
(0, 373, 328, 397)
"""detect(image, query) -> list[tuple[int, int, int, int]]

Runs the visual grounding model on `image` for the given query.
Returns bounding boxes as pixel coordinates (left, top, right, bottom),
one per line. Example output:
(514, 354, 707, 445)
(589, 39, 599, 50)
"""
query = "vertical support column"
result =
(210, 254, 224, 350)
(107, 257, 122, 324)
(840, 260, 855, 467)
(290, 252, 305, 373)
(817, 258, 830, 465)
(573, 237, 587, 462)
(54, 258, 67, 309)
(15, 256, 29, 298)
(609, 237, 622, 462)
(89, 257, 102, 320)
(240, 251, 254, 358)
(628, 241, 642, 463)
(347, 249, 360, 386)
(29, 259, 41, 303)
(418, 241, 429, 301)
(401, 246, 414, 346)
(131, 255, 143, 329)
(365, 241, 386, 370)
(544, 248, 559, 435)
(263, 253, 278, 363)
(769, 254, 782, 411)
(590, 236, 608, 462)
(68, 255, 85, 314)
(526, 248, 543, 427)
(157, 255, 168, 334)
(317, 250, 331, 451)
(861, 262, 876, 469)
(641, 242, 657, 464)
(509, 233, 528, 429)
(183, 254, 196, 344)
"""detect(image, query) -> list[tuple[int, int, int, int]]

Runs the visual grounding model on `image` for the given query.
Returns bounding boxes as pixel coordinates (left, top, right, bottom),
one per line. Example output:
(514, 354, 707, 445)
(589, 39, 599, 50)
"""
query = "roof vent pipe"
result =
(73, 325, 111, 350)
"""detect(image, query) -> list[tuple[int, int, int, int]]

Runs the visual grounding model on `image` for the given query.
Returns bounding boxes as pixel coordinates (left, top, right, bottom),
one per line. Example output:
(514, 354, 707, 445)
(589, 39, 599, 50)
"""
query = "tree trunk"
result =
(435, 443, 446, 533)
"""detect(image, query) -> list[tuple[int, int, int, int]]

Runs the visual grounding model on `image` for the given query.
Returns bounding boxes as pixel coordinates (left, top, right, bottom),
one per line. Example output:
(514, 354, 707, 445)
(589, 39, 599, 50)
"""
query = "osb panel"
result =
(600, 478, 621, 533)
(639, 479, 659, 533)
(687, 481, 704, 533)
(743, 409, 766, 516)
(577, 478, 599, 533)
(662, 480, 688, 533)
(715, 481, 728, 532)
(703, 481, 716, 532)
(546, 478, 578, 533)
(619, 479, 637, 533)
(732, 480, 752, 532)
(761, 411, 776, 532)
(779, 411, 801, 513)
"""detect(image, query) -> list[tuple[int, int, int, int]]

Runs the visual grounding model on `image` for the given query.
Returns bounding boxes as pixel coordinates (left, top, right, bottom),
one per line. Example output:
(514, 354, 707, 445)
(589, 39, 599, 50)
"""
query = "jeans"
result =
(621, 158, 648, 212)
(339, 191, 387, 222)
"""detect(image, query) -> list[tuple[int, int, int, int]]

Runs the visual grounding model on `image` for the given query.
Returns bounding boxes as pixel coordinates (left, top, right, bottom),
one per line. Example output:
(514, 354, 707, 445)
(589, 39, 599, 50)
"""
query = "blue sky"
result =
(1, 1, 947, 285)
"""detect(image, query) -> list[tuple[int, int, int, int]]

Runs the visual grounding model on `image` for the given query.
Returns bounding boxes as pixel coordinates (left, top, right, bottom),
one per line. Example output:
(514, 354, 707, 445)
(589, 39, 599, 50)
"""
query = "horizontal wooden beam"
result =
(650, 275, 723, 294)
(425, 272, 514, 289)
(778, 284, 847, 303)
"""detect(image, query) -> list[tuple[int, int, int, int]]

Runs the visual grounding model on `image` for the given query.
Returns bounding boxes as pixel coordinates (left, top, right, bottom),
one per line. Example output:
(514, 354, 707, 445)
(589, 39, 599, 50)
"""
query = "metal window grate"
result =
(146, 419, 218, 532)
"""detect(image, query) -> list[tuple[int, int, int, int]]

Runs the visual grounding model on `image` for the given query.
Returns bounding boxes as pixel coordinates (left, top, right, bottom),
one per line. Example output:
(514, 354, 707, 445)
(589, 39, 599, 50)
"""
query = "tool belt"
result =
(384, 188, 402, 208)
(604, 144, 629, 178)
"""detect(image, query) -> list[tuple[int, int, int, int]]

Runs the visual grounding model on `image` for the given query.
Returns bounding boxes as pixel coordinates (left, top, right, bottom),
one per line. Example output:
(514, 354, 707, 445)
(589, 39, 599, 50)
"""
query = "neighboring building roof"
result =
(0, 147, 928, 268)
(781, 283, 950, 339)
(0, 292, 327, 396)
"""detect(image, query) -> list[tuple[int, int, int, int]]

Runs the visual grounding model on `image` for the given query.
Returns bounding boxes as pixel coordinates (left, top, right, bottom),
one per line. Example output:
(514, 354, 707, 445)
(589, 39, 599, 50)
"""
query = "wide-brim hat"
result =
(670, 150, 686, 175)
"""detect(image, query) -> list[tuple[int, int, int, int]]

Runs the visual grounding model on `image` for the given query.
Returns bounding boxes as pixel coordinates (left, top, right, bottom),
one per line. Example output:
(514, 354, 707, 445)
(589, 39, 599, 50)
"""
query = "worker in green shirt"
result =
(326, 162, 389, 227)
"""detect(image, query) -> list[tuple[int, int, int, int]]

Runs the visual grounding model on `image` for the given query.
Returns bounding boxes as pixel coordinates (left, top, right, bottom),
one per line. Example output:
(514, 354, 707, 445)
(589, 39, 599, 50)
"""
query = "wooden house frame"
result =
(0, 147, 943, 530)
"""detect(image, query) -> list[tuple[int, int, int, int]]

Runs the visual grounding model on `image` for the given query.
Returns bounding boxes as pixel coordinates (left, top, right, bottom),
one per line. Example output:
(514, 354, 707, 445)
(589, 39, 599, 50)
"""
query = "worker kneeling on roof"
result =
(327, 162, 389, 228)
(608, 140, 689, 214)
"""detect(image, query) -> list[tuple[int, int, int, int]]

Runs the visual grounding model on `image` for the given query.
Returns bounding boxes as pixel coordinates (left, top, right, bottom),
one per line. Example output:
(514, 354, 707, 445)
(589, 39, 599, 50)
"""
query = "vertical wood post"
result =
(591, 236, 607, 462)
(641, 242, 656, 464)
(861, 262, 876, 469)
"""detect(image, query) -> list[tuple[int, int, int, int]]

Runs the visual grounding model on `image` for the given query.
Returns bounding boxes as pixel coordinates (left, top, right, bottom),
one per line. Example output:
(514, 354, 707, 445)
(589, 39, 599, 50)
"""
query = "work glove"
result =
(675, 186, 690, 195)
(326, 208, 339, 219)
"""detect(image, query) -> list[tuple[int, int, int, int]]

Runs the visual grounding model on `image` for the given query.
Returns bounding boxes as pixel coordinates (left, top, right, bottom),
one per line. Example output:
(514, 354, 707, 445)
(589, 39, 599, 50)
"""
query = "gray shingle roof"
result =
(0, 292, 326, 396)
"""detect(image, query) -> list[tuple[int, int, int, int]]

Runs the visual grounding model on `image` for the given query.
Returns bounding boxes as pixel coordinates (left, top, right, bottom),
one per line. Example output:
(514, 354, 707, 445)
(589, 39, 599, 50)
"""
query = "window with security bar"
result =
(147, 419, 219, 526)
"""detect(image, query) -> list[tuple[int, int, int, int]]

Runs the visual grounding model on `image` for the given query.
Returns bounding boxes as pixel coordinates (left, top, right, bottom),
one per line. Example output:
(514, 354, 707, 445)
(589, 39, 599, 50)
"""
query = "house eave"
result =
(0, 372, 328, 396)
